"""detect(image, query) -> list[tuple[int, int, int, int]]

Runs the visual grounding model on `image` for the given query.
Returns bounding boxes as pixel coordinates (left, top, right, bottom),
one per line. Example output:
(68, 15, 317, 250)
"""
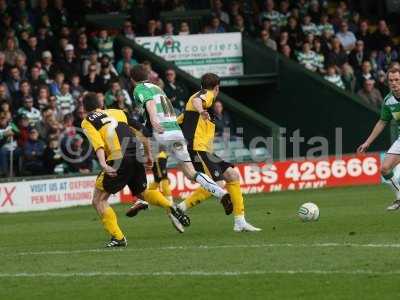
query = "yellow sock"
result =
(101, 207, 124, 240)
(148, 181, 159, 190)
(184, 188, 212, 209)
(143, 189, 171, 209)
(160, 179, 172, 198)
(226, 181, 245, 216)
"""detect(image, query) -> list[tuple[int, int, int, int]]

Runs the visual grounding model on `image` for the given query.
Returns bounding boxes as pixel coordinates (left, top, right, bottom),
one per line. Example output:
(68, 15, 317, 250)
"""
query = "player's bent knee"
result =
(381, 164, 392, 176)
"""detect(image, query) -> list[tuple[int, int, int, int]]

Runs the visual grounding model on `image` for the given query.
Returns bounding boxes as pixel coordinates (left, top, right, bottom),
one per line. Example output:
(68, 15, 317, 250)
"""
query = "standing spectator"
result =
(281, 44, 293, 59)
(93, 29, 115, 61)
(98, 62, 117, 93)
(121, 20, 135, 40)
(297, 42, 317, 72)
(213, 100, 234, 137)
(164, 68, 189, 113)
(56, 82, 75, 117)
(258, 30, 277, 51)
(14, 79, 32, 112)
(324, 65, 345, 89)
(341, 63, 356, 93)
(22, 127, 46, 175)
(377, 44, 398, 72)
(357, 79, 383, 108)
(326, 37, 348, 67)
(145, 19, 162, 36)
(336, 21, 356, 53)
(232, 15, 249, 36)
(115, 46, 138, 74)
(348, 40, 366, 73)
(17, 96, 42, 126)
(0, 114, 16, 176)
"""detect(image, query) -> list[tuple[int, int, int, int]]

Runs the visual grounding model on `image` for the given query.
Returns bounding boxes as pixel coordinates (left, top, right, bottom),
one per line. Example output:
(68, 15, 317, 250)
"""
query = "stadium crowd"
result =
(0, 0, 397, 177)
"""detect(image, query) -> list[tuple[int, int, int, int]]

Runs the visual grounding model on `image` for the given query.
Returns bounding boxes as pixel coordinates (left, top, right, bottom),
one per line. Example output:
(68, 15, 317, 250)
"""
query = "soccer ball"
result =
(298, 202, 320, 222)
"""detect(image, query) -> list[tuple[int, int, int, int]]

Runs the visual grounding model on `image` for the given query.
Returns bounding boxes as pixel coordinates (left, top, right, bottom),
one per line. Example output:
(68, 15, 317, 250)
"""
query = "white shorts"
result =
(388, 139, 400, 155)
(153, 131, 191, 163)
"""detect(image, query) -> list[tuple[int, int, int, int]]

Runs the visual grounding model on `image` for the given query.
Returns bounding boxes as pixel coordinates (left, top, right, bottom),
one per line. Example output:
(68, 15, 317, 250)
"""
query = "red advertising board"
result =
(120, 153, 381, 203)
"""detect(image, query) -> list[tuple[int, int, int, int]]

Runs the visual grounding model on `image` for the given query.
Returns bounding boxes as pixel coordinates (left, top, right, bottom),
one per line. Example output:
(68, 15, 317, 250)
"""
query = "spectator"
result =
(82, 63, 103, 92)
(115, 46, 138, 74)
(317, 14, 334, 37)
(326, 37, 348, 67)
(356, 20, 373, 49)
(15, 53, 28, 79)
(281, 44, 293, 59)
(301, 15, 318, 36)
(59, 44, 81, 79)
(56, 82, 75, 117)
(0, 100, 12, 120)
(131, 0, 151, 34)
(164, 68, 189, 113)
(348, 40, 366, 73)
(356, 61, 376, 90)
(70, 74, 84, 102)
(29, 66, 46, 99)
(98, 62, 117, 93)
(324, 65, 345, 89)
(341, 63, 356, 93)
(377, 44, 398, 72)
(285, 17, 303, 49)
(75, 33, 93, 63)
(104, 80, 132, 108)
(212, 0, 230, 24)
(16, 114, 30, 148)
(179, 21, 190, 35)
(143, 61, 163, 88)
(313, 38, 325, 74)
(17, 95, 41, 126)
(122, 20, 135, 40)
(145, 19, 162, 36)
(0, 114, 16, 176)
(232, 15, 249, 36)
(259, 30, 277, 51)
(49, 71, 64, 96)
(336, 21, 356, 53)
(22, 126, 46, 175)
(36, 106, 61, 139)
(41, 50, 56, 80)
(164, 22, 175, 36)
(205, 16, 225, 33)
(119, 62, 133, 91)
(14, 79, 32, 112)
(82, 50, 100, 76)
(42, 137, 63, 174)
(357, 79, 383, 108)
(259, 0, 281, 31)
(0, 84, 11, 106)
(93, 29, 115, 61)
(6, 66, 22, 101)
(297, 42, 317, 72)
(213, 100, 234, 137)
(23, 35, 42, 67)
(0, 52, 6, 82)
(36, 85, 50, 110)
(371, 20, 392, 51)
(376, 70, 390, 97)
(63, 135, 92, 174)
(3, 36, 25, 66)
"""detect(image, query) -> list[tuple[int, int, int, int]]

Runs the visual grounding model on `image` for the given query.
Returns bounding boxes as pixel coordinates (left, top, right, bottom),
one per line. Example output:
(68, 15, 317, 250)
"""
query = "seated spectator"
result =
(356, 61, 376, 90)
(317, 15, 334, 37)
(377, 44, 398, 72)
(115, 46, 138, 74)
(121, 20, 136, 40)
(15, 80, 33, 112)
(336, 21, 356, 53)
(357, 79, 383, 108)
(213, 100, 234, 138)
(59, 44, 81, 79)
(63, 135, 92, 174)
(326, 38, 348, 68)
(259, 30, 277, 51)
(297, 42, 317, 72)
(22, 126, 46, 175)
(356, 20, 373, 50)
(17, 96, 42, 126)
(164, 22, 175, 36)
(42, 138, 63, 174)
(16, 114, 30, 148)
(93, 29, 115, 62)
(205, 16, 225, 33)
(324, 65, 345, 89)
(104, 80, 132, 108)
(164, 68, 189, 113)
(0, 84, 11, 107)
(119, 62, 133, 92)
(23, 35, 42, 67)
(143, 61, 164, 88)
(36, 85, 50, 110)
(231, 15, 250, 36)
(29, 66, 45, 99)
(99, 55, 118, 76)
(281, 44, 293, 59)
(368, 50, 380, 75)
(99, 62, 117, 93)
(49, 71, 65, 96)
(82, 50, 100, 76)
(301, 15, 318, 36)
(70, 74, 84, 102)
(62, 113, 76, 138)
(145, 19, 162, 36)
(0, 101, 12, 121)
(371, 20, 392, 51)
(6, 66, 23, 101)
(277, 31, 289, 49)
(3, 37, 25, 66)
(41, 50, 56, 80)
(313, 38, 325, 74)
(259, 0, 281, 32)
(36, 106, 62, 139)
(211, 0, 230, 24)
(285, 17, 303, 49)
(15, 53, 28, 79)
(348, 40, 366, 73)
(0, 114, 17, 176)
(376, 70, 390, 97)
(56, 82, 75, 117)
(82, 63, 103, 92)
(75, 33, 93, 63)
(341, 63, 356, 93)
(178, 21, 191, 35)
(0, 52, 6, 82)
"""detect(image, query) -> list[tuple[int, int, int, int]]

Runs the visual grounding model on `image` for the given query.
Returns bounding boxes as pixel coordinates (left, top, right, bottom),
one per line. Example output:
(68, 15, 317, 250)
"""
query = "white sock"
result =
(234, 215, 246, 225)
(195, 172, 226, 198)
(384, 173, 400, 199)
(177, 201, 187, 212)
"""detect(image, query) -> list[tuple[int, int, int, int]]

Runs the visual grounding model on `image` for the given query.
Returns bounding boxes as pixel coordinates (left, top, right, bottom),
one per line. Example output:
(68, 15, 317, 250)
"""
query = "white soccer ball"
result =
(298, 202, 320, 222)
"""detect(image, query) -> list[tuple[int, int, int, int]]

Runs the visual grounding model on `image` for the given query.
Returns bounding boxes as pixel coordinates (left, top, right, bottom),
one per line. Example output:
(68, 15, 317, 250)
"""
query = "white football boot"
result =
(387, 200, 400, 211)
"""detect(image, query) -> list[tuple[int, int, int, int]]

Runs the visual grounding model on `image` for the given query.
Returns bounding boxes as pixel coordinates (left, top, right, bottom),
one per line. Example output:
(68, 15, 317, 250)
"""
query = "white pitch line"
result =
(3, 243, 400, 257)
(0, 270, 400, 278)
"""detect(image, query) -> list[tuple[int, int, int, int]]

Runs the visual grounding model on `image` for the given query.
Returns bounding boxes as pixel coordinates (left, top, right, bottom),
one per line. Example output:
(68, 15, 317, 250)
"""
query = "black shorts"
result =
(188, 150, 233, 182)
(96, 156, 147, 196)
(152, 156, 168, 183)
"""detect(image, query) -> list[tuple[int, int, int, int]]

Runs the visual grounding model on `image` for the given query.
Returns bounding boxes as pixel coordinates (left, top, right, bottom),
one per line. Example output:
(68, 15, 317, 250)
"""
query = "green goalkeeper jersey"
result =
(133, 82, 181, 133)
(380, 92, 400, 125)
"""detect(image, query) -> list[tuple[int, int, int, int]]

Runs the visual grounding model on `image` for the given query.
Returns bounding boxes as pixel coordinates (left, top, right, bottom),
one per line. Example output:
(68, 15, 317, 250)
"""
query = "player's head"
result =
(201, 73, 220, 96)
(83, 92, 101, 112)
(387, 64, 400, 97)
(130, 64, 149, 83)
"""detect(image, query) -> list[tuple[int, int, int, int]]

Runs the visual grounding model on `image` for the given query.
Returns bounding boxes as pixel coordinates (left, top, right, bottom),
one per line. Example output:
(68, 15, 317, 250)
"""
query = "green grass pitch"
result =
(1, 184, 400, 300)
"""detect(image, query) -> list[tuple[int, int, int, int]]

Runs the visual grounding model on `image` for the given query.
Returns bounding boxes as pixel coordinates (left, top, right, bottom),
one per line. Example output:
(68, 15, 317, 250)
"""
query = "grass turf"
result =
(1, 184, 400, 299)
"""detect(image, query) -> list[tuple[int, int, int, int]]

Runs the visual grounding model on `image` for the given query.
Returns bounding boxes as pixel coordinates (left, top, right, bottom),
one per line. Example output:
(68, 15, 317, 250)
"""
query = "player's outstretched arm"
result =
(357, 120, 387, 153)
(145, 100, 164, 133)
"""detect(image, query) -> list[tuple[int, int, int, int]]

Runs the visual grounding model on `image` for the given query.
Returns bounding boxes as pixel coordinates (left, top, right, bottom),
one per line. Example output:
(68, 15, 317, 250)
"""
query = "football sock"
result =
(181, 187, 212, 211)
(194, 172, 226, 198)
(143, 189, 171, 209)
(101, 207, 124, 240)
(148, 181, 159, 190)
(382, 171, 400, 199)
(226, 181, 245, 216)
(160, 179, 172, 201)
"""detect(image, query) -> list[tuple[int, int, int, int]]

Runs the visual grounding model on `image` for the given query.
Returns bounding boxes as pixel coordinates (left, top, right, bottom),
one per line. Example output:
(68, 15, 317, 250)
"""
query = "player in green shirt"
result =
(358, 64, 400, 210)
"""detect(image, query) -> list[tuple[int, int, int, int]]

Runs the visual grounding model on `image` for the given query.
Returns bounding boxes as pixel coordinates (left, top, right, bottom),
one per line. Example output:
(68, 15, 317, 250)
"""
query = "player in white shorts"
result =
(358, 64, 400, 210)
(126, 64, 232, 216)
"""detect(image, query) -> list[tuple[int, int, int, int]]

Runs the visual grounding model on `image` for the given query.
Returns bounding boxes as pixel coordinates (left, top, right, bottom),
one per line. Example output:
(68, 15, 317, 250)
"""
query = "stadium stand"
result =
(0, 0, 398, 176)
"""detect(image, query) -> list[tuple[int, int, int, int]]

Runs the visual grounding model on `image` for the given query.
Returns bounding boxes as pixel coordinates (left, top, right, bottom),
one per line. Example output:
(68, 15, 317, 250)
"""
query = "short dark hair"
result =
(83, 92, 100, 112)
(130, 64, 149, 82)
(201, 73, 220, 90)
